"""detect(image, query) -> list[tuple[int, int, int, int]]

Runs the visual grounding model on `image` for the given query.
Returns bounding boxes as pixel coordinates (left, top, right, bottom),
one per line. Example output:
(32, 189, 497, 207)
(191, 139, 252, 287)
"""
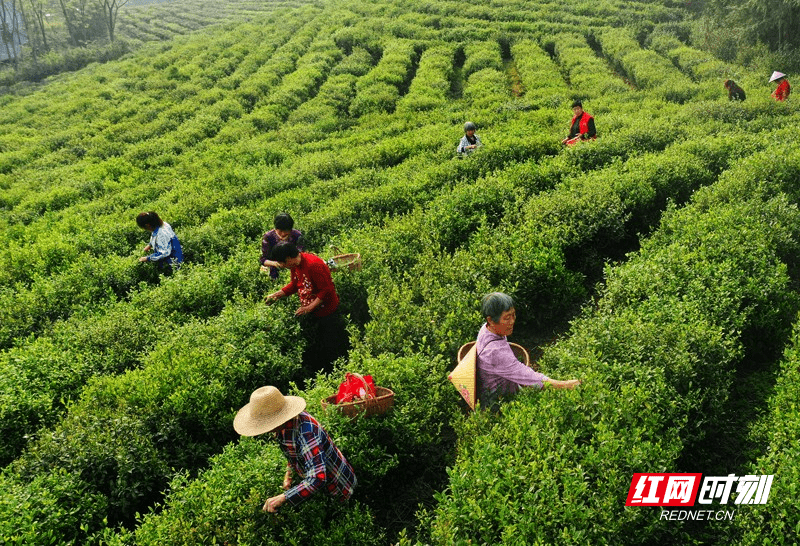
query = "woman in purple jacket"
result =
(260, 212, 304, 279)
(476, 292, 581, 410)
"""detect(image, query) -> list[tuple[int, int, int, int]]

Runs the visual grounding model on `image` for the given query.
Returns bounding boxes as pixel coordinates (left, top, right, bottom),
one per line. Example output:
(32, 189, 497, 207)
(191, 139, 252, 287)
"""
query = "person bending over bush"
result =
(260, 212, 304, 280)
(136, 211, 183, 274)
(265, 243, 349, 372)
(234, 386, 357, 513)
(477, 292, 581, 411)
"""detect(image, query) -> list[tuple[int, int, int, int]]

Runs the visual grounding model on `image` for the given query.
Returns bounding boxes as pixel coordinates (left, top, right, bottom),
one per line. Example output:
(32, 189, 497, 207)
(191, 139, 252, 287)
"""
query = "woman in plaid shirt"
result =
(234, 386, 356, 513)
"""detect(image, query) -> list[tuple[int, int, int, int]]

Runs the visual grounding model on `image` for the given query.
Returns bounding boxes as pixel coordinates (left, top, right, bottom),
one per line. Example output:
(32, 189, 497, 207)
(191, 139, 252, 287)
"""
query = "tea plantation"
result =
(1, 0, 799, 544)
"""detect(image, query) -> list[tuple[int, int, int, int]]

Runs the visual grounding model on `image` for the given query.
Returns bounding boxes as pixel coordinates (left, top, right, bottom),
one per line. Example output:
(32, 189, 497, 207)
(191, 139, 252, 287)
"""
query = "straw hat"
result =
(233, 386, 306, 436)
(770, 71, 786, 82)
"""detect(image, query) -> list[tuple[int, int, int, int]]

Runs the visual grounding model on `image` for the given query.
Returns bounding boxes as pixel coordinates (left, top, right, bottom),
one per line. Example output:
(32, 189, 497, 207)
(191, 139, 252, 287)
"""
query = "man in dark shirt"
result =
(724, 79, 746, 101)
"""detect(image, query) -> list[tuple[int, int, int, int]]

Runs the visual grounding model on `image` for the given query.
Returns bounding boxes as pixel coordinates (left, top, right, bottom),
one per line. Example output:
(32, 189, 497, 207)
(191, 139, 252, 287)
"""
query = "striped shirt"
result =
(276, 411, 357, 505)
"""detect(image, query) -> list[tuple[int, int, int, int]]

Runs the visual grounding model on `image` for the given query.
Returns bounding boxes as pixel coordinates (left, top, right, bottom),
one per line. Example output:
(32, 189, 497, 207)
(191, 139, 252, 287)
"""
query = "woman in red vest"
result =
(562, 100, 596, 146)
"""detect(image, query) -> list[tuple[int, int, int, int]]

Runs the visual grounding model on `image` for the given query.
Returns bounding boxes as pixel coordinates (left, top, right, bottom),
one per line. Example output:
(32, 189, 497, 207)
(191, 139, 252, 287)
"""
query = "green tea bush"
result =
(350, 39, 419, 116)
(462, 68, 511, 112)
(421, 173, 800, 545)
(331, 47, 377, 76)
(362, 233, 583, 357)
(0, 468, 108, 546)
(512, 39, 569, 108)
(116, 439, 384, 546)
(0, 254, 145, 349)
(0, 299, 304, 537)
(234, 16, 325, 110)
(462, 40, 504, 78)
(725, 319, 800, 545)
(596, 27, 699, 102)
(397, 44, 456, 113)
(553, 33, 631, 99)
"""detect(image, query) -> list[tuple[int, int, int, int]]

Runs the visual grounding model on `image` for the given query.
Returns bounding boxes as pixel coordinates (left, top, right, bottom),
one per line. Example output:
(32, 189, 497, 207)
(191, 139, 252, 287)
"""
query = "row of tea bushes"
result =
(0, 251, 276, 465)
(0, 117, 453, 339)
(349, 39, 421, 117)
(594, 26, 699, 103)
(246, 35, 344, 130)
(116, 0, 302, 45)
(512, 39, 569, 109)
(723, 319, 800, 544)
(233, 12, 327, 111)
(462, 40, 504, 79)
(0, 297, 306, 542)
(0, 115, 481, 468)
(551, 32, 631, 100)
(416, 145, 800, 544)
(357, 128, 758, 359)
(397, 44, 456, 113)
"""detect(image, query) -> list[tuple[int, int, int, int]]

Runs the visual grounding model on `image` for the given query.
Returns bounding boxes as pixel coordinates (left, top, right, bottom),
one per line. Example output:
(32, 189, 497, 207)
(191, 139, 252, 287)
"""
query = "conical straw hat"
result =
(770, 71, 786, 82)
(449, 342, 478, 410)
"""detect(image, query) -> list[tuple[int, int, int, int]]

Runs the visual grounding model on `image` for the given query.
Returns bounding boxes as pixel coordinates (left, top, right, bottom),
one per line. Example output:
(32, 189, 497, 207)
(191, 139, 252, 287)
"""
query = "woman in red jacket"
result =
(265, 243, 349, 372)
(771, 71, 791, 102)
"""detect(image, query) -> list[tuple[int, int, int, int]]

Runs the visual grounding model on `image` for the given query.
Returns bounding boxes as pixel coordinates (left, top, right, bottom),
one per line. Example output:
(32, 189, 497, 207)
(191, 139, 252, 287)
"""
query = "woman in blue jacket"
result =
(137, 211, 183, 273)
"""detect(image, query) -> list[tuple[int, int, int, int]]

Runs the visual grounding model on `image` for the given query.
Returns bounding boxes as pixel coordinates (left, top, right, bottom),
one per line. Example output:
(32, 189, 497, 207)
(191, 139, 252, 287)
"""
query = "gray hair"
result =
(481, 292, 514, 323)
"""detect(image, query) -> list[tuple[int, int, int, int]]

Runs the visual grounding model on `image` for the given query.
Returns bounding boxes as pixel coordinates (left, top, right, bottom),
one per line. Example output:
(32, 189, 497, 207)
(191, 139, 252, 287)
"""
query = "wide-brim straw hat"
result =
(234, 386, 306, 436)
(770, 71, 786, 82)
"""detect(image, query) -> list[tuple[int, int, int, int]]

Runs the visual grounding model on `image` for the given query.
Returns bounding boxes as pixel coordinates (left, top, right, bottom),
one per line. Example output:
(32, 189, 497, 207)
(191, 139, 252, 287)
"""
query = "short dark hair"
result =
(270, 243, 300, 263)
(571, 99, 583, 108)
(136, 211, 163, 230)
(481, 292, 514, 323)
(274, 213, 294, 231)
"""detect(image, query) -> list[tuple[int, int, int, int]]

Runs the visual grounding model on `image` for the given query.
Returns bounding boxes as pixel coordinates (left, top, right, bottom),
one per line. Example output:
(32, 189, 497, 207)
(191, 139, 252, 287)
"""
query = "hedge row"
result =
(551, 32, 630, 99)
(245, 37, 344, 132)
(0, 297, 305, 542)
(512, 39, 569, 108)
(0, 251, 278, 465)
(233, 13, 326, 111)
(417, 144, 800, 544)
(462, 40, 504, 79)
(595, 27, 699, 103)
(356, 127, 766, 361)
(725, 318, 800, 544)
(462, 67, 512, 114)
(397, 44, 456, 113)
(350, 39, 420, 116)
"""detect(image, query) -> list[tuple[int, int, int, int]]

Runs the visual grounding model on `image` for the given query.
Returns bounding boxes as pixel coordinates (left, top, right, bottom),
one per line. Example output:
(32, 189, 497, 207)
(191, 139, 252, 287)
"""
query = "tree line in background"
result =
(2, 0, 799, 87)
(689, 0, 800, 70)
(2, 0, 128, 56)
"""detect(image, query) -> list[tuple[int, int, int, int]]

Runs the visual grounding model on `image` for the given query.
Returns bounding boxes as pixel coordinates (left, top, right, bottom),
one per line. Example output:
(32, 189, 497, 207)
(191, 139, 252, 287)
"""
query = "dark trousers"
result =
(301, 309, 349, 374)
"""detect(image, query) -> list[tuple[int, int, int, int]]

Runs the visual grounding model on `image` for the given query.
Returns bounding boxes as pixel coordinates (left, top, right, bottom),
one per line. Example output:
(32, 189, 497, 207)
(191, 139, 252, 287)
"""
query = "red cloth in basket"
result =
(335, 373, 376, 404)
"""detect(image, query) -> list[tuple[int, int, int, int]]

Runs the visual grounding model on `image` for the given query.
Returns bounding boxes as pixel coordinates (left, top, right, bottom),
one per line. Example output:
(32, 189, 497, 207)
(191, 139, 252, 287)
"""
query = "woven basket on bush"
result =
(328, 245, 362, 272)
(330, 253, 362, 271)
(457, 341, 532, 368)
(321, 386, 395, 418)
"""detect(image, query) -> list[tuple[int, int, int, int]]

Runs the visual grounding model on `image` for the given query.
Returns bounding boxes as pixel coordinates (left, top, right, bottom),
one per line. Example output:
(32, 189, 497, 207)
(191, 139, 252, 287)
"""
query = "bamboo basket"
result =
(321, 387, 395, 418)
(457, 341, 532, 368)
(330, 253, 362, 271)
